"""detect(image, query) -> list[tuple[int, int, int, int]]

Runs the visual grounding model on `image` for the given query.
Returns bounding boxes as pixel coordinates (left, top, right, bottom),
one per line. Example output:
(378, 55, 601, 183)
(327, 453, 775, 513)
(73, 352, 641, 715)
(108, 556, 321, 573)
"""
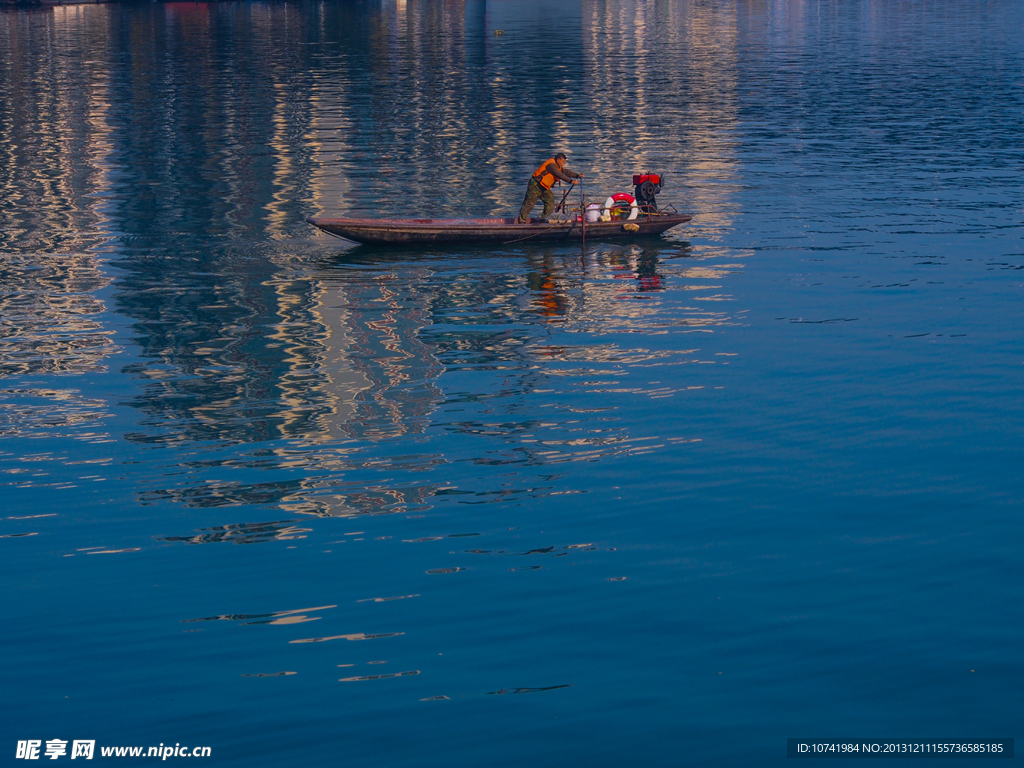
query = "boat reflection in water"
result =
(114, 238, 735, 527)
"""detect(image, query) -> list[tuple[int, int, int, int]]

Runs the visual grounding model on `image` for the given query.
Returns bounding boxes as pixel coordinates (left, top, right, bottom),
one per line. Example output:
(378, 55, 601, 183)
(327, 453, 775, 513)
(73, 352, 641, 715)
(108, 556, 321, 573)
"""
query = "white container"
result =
(585, 204, 602, 223)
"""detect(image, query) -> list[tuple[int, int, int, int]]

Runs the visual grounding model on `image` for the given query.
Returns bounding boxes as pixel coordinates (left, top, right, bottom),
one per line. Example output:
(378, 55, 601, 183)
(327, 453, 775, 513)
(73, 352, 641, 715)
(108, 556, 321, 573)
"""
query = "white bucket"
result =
(585, 204, 602, 223)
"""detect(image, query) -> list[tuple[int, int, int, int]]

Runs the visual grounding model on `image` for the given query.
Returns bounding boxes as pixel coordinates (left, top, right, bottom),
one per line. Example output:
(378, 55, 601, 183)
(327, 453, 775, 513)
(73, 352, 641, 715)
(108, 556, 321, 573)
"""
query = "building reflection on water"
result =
(0, 0, 743, 524)
(581, 0, 742, 238)
(2, 0, 743, 237)
(117, 239, 735, 521)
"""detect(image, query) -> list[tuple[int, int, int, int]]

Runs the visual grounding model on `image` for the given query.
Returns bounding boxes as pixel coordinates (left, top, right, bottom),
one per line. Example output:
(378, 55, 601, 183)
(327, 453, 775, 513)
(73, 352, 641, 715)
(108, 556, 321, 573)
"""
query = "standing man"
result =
(518, 153, 584, 223)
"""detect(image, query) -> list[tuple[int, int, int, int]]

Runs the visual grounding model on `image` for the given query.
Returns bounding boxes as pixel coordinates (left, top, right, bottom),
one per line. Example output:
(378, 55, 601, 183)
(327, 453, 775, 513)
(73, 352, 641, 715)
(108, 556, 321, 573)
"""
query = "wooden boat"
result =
(306, 212, 691, 246)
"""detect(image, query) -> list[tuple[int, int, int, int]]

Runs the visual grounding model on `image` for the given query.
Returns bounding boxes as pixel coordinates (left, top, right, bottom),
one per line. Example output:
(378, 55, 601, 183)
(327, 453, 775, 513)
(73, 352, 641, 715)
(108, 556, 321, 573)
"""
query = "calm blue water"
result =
(2, 0, 1022, 764)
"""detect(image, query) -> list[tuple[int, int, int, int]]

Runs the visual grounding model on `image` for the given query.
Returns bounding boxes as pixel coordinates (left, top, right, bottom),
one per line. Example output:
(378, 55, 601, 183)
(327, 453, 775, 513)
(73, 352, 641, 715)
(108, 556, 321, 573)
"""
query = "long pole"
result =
(580, 178, 585, 247)
(556, 184, 573, 213)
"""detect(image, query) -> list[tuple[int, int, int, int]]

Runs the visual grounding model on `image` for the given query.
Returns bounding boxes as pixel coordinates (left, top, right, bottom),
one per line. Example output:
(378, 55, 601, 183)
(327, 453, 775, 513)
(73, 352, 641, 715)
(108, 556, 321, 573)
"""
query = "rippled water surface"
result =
(2, 1, 1022, 764)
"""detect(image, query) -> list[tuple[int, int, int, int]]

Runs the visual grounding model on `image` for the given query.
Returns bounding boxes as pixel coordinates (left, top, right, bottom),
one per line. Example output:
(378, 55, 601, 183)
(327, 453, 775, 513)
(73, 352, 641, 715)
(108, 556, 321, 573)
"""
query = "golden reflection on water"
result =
(0, 7, 118, 252)
(126, 241, 737, 521)
(581, 0, 742, 237)
(1, 0, 745, 240)
(0, 252, 115, 377)
(290, 632, 404, 644)
(2, 0, 745, 232)
(1, 8, 118, 442)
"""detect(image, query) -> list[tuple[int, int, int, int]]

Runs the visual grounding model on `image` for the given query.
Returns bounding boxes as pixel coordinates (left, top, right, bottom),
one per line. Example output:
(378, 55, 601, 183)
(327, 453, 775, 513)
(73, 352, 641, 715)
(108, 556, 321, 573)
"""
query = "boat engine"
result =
(633, 173, 664, 212)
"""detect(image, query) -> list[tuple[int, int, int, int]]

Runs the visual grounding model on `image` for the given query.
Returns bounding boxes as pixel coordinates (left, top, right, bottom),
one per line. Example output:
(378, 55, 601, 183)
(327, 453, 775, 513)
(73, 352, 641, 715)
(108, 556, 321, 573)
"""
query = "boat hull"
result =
(306, 215, 691, 245)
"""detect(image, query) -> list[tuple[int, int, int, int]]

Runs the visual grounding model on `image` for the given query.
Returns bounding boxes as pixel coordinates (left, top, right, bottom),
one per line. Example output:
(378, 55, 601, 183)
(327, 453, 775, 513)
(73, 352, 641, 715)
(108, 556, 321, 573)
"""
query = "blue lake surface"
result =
(1, 0, 1022, 764)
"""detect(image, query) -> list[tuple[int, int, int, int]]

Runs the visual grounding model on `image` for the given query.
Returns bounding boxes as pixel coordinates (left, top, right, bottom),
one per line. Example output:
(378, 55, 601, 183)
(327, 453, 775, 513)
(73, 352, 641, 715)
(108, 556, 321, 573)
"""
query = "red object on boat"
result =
(632, 173, 661, 186)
